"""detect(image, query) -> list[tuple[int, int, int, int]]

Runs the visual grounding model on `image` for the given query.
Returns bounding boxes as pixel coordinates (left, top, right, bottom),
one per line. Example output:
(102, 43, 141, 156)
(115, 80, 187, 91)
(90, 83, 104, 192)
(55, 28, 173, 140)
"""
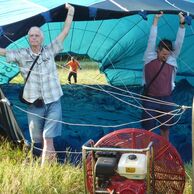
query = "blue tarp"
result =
(1, 81, 192, 162)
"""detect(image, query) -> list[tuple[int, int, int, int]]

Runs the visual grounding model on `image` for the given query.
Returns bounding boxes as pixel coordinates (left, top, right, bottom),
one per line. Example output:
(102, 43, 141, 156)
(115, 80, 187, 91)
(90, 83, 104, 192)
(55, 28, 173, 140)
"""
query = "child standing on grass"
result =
(64, 56, 81, 84)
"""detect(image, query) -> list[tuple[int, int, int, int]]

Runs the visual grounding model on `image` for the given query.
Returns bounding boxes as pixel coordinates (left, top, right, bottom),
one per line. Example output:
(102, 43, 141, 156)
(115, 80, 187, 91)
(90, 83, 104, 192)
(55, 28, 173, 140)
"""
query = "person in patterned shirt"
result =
(0, 3, 75, 166)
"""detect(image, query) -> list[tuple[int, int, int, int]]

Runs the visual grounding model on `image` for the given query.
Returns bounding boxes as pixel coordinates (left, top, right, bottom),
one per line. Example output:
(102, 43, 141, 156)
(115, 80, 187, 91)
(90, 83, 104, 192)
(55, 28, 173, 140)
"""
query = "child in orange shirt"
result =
(64, 57, 81, 84)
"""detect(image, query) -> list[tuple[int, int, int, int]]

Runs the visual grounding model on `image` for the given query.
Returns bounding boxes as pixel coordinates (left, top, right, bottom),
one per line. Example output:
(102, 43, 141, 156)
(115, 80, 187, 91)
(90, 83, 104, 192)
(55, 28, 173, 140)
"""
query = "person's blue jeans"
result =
(142, 95, 174, 130)
(27, 99, 62, 144)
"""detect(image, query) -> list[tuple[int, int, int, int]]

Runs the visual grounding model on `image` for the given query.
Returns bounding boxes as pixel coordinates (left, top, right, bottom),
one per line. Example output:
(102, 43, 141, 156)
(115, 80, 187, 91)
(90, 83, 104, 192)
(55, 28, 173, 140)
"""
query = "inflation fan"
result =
(82, 128, 185, 194)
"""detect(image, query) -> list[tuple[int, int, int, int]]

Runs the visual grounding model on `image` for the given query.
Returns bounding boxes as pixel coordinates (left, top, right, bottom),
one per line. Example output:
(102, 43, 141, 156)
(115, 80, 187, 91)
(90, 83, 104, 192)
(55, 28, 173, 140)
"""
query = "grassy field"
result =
(2, 61, 193, 193)
(10, 61, 107, 85)
(0, 140, 84, 194)
(0, 139, 192, 194)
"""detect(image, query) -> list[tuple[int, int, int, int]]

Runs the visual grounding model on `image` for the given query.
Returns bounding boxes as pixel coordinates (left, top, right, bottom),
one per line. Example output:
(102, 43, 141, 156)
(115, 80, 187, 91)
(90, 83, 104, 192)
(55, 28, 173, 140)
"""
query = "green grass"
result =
(0, 139, 84, 194)
(10, 61, 107, 85)
(0, 140, 192, 194)
(184, 163, 192, 194)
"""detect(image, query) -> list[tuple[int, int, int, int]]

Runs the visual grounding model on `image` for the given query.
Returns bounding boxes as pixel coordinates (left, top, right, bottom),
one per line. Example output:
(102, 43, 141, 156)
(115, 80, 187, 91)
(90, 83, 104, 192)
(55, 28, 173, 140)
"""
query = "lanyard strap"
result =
(24, 48, 43, 85)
